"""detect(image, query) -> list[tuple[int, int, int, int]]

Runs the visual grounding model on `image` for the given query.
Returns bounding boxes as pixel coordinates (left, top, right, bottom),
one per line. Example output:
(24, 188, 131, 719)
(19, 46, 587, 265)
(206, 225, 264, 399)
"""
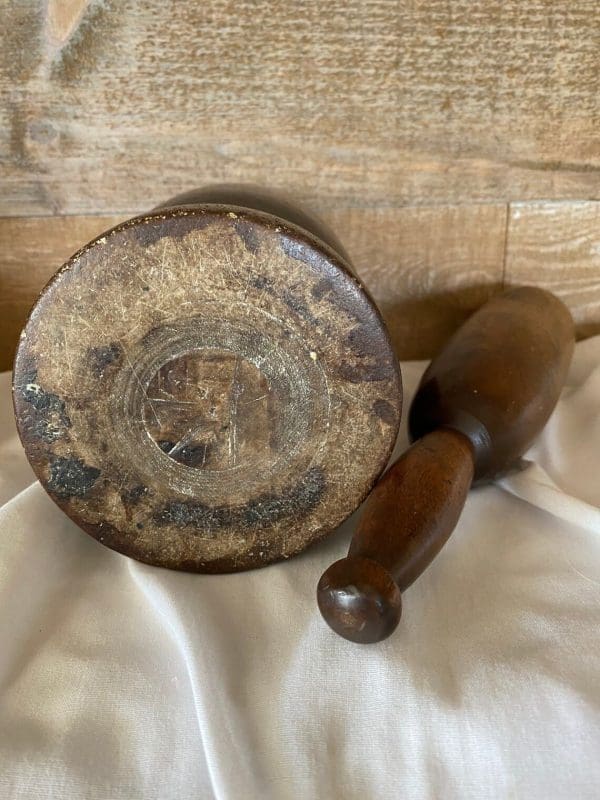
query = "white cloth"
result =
(1, 340, 599, 800)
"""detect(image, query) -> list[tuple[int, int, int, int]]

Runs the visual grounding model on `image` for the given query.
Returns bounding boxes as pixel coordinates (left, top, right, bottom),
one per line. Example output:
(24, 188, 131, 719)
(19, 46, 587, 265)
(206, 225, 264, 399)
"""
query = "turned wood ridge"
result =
(318, 287, 575, 643)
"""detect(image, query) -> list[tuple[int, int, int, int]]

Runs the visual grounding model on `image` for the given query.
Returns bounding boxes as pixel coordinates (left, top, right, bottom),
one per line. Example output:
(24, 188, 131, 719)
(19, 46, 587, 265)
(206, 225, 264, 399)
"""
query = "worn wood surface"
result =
(330, 204, 507, 359)
(1, 0, 599, 217)
(505, 202, 600, 339)
(13, 203, 401, 571)
(0, 214, 122, 371)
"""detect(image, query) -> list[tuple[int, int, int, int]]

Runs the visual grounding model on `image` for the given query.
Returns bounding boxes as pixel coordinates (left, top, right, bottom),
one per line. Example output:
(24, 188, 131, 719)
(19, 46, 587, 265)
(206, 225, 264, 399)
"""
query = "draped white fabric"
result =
(1, 340, 599, 800)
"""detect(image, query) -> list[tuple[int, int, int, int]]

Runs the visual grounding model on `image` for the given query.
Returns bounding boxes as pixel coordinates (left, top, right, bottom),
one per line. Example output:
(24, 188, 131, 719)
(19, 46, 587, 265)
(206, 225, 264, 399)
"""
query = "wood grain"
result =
(505, 202, 600, 339)
(3, 200, 600, 370)
(0, 214, 121, 371)
(1, 0, 599, 217)
(0, 204, 507, 369)
(328, 205, 507, 359)
(13, 205, 401, 572)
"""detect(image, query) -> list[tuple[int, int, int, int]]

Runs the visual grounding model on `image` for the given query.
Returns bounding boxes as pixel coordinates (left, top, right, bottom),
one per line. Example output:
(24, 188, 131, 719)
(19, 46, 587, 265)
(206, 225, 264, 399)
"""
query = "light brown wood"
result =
(328, 205, 507, 359)
(1, 1, 598, 217)
(2, 2, 599, 368)
(46, 0, 91, 48)
(3, 200, 600, 370)
(0, 215, 121, 371)
(505, 202, 600, 339)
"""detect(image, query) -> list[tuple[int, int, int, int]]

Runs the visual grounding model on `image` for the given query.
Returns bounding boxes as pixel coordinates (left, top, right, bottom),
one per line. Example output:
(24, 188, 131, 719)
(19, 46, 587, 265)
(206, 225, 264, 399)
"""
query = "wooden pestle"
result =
(317, 287, 575, 643)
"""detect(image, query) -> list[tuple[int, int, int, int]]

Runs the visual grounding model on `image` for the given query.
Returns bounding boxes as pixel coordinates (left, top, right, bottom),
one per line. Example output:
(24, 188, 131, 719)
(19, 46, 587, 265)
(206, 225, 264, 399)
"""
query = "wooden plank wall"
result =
(1, 1, 599, 369)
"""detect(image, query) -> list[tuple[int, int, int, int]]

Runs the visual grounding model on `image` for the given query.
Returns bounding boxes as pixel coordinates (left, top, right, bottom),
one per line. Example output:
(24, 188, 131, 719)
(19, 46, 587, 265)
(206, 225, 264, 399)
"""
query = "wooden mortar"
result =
(13, 185, 401, 573)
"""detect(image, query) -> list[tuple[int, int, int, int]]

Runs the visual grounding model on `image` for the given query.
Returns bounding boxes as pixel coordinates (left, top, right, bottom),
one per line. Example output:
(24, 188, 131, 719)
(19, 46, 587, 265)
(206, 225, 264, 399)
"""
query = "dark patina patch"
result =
(88, 342, 123, 377)
(279, 236, 319, 267)
(233, 218, 261, 254)
(133, 213, 213, 247)
(250, 274, 274, 292)
(252, 274, 323, 327)
(155, 466, 326, 533)
(372, 399, 397, 426)
(47, 456, 101, 498)
(120, 484, 149, 505)
(311, 278, 333, 300)
(18, 371, 69, 419)
(282, 288, 321, 326)
(16, 369, 71, 442)
(336, 325, 399, 383)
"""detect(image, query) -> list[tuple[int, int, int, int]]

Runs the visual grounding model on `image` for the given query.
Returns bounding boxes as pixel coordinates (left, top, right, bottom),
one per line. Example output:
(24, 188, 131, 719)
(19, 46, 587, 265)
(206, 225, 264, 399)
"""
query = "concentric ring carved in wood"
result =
(13, 206, 401, 572)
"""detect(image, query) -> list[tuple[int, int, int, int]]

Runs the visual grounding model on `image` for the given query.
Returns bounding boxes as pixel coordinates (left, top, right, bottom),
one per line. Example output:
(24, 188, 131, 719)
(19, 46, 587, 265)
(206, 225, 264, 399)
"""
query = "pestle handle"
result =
(317, 428, 474, 643)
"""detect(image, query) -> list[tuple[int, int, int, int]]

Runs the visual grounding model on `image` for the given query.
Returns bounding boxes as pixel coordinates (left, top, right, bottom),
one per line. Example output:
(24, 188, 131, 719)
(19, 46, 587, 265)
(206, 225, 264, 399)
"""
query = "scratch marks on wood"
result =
(3, 201, 600, 371)
(12, 207, 401, 571)
(227, 356, 242, 467)
(142, 349, 272, 471)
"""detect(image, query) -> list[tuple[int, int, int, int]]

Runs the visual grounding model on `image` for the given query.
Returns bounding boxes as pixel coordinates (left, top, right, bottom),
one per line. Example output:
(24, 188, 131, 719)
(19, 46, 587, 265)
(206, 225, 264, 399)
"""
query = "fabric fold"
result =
(1, 340, 599, 800)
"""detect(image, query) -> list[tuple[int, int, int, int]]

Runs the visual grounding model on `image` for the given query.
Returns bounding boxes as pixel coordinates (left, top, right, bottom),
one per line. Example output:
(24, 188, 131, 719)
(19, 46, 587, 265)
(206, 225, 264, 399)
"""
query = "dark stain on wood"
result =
(120, 484, 149, 506)
(132, 212, 213, 248)
(252, 274, 324, 331)
(47, 456, 101, 499)
(233, 218, 261, 254)
(250, 275, 272, 292)
(311, 278, 333, 301)
(280, 237, 318, 266)
(88, 342, 123, 377)
(281, 288, 322, 327)
(156, 466, 326, 532)
(372, 399, 397, 426)
(18, 371, 69, 421)
(15, 367, 71, 443)
(336, 327, 399, 384)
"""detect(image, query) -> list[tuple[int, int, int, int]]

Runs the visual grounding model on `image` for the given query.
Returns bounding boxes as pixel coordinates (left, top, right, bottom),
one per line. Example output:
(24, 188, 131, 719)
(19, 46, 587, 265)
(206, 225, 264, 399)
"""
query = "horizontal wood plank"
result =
(0, 205, 506, 369)
(1, 0, 599, 217)
(327, 205, 507, 360)
(2, 201, 599, 371)
(505, 202, 600, 339)
(0, 215, 122, 371)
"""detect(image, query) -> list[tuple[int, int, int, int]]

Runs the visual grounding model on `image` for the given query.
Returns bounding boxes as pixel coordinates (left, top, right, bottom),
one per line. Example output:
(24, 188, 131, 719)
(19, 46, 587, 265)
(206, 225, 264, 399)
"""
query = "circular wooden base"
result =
(13, 206, 401, 572)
